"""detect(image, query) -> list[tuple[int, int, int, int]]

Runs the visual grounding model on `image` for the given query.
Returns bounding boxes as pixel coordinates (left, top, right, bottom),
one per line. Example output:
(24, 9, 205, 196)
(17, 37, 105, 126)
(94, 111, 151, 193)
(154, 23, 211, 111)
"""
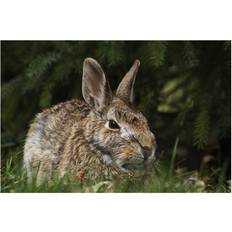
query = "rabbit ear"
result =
(116, 60, 140, 103)
(82, 58, 112, 110)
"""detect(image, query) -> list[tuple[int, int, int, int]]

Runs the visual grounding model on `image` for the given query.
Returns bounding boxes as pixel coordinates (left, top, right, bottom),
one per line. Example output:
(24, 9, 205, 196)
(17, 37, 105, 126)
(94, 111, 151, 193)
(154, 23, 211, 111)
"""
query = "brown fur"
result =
(24, 58, 157, 185)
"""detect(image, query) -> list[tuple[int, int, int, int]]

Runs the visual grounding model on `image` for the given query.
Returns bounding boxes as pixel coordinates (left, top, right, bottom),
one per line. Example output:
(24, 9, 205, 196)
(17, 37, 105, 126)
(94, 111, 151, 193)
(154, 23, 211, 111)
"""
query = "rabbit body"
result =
(24, 99, 121, 184)
(24, 58, 156, 185)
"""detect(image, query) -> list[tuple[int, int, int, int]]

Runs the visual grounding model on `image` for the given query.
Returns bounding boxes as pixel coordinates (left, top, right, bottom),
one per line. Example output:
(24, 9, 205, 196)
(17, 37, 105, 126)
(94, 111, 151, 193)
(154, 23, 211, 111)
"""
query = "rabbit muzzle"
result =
(116, 135, 157, 172)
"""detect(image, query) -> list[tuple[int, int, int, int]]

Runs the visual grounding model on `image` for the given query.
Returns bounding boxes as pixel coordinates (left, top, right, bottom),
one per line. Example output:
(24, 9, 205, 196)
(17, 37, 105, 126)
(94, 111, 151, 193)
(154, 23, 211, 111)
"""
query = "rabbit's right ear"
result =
(82, 58, 112, 111)
(116, 60, 140, 104)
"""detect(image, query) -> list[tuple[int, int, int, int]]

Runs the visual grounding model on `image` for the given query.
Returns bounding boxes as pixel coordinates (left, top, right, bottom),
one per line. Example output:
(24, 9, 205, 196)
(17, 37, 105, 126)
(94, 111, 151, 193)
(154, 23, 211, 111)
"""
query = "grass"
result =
(1, 146, 230, 193)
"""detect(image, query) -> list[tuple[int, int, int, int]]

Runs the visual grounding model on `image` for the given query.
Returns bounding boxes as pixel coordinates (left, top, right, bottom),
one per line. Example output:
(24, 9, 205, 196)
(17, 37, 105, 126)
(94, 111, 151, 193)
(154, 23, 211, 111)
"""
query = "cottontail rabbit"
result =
(24, 58, 157, 185)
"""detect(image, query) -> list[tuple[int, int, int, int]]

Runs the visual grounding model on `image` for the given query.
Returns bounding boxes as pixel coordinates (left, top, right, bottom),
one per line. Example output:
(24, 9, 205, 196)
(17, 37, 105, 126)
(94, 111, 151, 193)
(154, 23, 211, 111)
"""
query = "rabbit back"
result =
(23, 99, 90, 184)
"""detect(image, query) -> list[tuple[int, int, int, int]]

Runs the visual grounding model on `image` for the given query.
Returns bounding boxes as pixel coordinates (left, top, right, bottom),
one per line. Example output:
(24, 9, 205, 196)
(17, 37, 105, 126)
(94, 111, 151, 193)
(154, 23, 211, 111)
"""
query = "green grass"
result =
(1, 147, 230, 193)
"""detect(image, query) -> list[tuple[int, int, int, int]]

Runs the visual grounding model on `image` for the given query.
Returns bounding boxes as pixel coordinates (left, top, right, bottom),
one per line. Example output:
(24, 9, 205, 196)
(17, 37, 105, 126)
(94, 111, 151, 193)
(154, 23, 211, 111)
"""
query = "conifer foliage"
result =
(1, 41, 231, 166)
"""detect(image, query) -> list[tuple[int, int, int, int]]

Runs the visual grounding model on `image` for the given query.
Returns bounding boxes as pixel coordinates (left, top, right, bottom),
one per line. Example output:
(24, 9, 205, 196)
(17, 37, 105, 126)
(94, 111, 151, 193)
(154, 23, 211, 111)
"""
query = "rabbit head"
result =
(82, 58, 157, 172)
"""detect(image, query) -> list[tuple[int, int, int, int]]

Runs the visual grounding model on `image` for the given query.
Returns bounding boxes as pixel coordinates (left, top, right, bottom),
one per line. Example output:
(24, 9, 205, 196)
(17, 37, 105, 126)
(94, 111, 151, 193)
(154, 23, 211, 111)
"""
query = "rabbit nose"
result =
(142, 146, 152, 160)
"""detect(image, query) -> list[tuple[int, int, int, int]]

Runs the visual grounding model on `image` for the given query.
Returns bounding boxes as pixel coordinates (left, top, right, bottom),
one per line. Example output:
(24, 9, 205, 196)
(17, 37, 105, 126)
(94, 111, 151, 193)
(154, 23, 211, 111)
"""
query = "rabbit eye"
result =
(108, 120, 120, 130)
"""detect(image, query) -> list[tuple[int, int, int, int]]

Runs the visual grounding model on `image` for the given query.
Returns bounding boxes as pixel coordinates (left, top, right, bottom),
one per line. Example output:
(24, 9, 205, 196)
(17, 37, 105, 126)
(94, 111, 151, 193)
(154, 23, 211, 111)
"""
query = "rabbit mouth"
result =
(120, 157, 156, 172)
(121, 163, 145, 171)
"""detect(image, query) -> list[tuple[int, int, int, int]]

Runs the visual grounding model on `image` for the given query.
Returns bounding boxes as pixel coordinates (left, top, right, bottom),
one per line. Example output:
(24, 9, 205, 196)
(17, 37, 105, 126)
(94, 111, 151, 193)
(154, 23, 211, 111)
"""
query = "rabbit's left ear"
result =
(116, 60, 140, 104)
(82, 58, 112, 111)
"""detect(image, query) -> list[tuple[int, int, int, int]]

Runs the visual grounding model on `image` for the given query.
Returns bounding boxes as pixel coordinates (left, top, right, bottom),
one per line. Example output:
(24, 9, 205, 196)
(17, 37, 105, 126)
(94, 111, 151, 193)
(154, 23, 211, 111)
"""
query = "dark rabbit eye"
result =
(109, 120, 120, 129)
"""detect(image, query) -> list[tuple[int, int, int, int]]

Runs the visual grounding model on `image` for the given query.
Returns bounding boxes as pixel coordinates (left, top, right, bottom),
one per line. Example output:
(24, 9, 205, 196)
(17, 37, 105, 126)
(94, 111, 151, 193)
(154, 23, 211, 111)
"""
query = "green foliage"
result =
(2, 75, 23, 100)
(1, 148, 229, 193)
(96, 42, 124, 66)
(193, 108, 210, 149)
(142, 41, 167, 68)
(183, 41, 199, 68)
(26, 52, 61, 79)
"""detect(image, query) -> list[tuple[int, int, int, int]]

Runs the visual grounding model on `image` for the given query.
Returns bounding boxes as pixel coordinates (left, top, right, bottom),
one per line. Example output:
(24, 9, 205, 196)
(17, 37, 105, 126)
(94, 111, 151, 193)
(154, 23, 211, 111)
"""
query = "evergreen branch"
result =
(26, 52, 61, 79)
(183, 41, 199, 68)
(96, 42, 124, 66)
(143, 41, 168, 68)
(1, 76, 23, 100)
(23, 52, 61, 93)
(193, 108, 210, 149)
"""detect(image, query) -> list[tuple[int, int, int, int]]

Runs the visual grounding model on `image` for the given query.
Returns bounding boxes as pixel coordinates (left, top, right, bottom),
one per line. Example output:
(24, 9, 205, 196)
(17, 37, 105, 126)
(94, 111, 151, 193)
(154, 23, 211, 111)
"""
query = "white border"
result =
(1, 0, 232, 232)
(0, 194, 231, 232)
(0, 0, 232, 39)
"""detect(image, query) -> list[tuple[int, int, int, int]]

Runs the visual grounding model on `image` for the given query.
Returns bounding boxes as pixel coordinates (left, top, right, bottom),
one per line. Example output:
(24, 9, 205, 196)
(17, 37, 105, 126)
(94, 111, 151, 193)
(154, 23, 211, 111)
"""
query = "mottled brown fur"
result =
(24, 58, 157, 185)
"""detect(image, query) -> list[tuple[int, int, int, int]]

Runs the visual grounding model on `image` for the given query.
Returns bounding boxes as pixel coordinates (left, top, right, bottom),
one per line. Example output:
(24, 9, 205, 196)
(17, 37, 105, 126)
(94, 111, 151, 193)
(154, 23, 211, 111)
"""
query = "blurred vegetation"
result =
(1, 41, 231, 192)
(1, 143, 229, 193)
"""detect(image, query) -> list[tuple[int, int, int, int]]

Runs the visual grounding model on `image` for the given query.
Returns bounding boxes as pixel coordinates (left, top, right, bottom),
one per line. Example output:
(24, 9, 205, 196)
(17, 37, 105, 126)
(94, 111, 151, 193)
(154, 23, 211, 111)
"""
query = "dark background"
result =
(1, 41, 231, 181)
